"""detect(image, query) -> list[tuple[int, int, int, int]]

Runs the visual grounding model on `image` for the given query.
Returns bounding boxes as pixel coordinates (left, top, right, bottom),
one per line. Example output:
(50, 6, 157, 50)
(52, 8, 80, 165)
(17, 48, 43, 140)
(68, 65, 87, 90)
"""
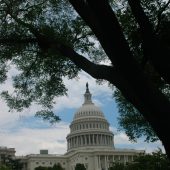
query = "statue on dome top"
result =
(86, 82, 89, 90)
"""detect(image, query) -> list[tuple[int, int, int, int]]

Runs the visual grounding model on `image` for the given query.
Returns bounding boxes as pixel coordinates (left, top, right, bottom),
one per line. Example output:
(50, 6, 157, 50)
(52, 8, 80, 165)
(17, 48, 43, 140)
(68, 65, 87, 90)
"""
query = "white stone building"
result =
(22, 83, 145, 170)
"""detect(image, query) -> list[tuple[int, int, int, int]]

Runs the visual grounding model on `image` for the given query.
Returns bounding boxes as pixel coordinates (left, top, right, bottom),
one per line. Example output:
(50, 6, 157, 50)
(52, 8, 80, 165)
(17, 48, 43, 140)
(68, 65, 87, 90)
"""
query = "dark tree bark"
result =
(68, 0, 170, 158)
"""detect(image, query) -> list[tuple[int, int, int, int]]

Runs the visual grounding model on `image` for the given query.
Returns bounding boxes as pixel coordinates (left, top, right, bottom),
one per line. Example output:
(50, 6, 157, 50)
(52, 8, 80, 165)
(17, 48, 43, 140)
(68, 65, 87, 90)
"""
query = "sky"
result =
(0, 68, 164, 156)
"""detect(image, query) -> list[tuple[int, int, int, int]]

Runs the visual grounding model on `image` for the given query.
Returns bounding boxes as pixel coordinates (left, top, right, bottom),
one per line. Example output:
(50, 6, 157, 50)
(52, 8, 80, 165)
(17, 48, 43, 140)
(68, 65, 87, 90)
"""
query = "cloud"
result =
(109, 126, 165, 153)
(0, 122, 69, 156)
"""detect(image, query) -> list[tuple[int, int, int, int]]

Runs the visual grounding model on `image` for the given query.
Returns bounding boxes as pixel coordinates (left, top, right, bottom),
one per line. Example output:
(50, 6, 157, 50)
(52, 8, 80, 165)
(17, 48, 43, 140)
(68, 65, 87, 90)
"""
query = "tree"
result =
(34, 163, 64, 170)
(114, 89, 159, 143)
(0, 155, 23, 170)
(35, 166, 49, 170)
(108, 149, 170, 170)
(75, 163, 86, 170)
(126, 149, 170, 170)
(52, 163, 64, 170)
(108, 162, 124, 170)
(0, 165, 11, 170)
(0, 0, 170, 158)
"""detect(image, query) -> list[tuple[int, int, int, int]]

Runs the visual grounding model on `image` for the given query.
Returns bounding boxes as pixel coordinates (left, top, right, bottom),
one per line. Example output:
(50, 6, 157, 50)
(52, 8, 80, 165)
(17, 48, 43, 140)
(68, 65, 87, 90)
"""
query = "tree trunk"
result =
(69, 0, 170, 158)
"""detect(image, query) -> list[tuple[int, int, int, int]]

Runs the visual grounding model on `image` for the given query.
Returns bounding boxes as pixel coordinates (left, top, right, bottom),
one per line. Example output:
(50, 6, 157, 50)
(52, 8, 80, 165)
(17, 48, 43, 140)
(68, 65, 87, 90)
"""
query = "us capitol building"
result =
(2, 84, 144, 170)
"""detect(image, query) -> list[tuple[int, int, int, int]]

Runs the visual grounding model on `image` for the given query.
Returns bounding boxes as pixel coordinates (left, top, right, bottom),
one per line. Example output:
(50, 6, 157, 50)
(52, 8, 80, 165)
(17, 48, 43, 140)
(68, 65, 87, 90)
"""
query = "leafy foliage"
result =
(75, 163, 86, 170)
(0, 0, 105, 121)
(114, 89, 159, 142)
(0, 165, 11, 170)
(0, 156, 23, 170)
(35, 163, 64, 170)
(109, 149, 170, 170)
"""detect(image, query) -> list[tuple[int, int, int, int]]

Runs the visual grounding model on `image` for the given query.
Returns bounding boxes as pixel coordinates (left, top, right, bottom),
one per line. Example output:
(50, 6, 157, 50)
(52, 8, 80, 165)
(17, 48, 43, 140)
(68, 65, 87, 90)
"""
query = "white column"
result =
(106, 136, 107, 145)
(104, 156, 107, 170)
(69, 139, 71, 149)
(77, 136, 79, 146)
(73, 137, 75, 147)
(98, 155, 101, 168)
(84, 135, 87, 145)
(74, 137, 76, 147)
(70, 138, 72, 148)
(67, 139, 68, 149)
(106, 155, 108, 169)
(113, 155, 114, 162)
(106, 135, 108, 145)
(124, 155, 126, 164)
(81, 135, 83, 146)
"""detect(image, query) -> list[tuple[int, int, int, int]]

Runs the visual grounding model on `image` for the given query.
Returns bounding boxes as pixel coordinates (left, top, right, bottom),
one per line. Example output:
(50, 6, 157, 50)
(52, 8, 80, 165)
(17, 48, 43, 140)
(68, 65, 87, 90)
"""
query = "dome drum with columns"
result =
(67, 83, 114, 151)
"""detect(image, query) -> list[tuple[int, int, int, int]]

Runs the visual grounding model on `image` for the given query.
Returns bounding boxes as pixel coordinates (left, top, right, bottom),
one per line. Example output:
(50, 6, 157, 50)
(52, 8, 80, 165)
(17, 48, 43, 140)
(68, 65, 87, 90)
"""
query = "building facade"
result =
(0, 147, 15, 165)
(20, 84, 144, 170)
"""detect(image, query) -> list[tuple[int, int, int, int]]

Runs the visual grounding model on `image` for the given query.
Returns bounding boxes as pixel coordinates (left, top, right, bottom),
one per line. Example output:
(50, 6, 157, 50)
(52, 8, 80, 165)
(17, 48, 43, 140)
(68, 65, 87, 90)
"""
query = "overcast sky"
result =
(0, 69, 164, 156)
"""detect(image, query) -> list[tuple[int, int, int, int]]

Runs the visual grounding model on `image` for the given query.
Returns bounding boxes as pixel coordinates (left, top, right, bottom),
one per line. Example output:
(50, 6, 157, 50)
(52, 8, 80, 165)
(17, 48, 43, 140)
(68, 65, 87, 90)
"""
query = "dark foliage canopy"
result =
(35, 163, 64, 170)
(109, 149, 170, 170)
(75, 163, 86, 170)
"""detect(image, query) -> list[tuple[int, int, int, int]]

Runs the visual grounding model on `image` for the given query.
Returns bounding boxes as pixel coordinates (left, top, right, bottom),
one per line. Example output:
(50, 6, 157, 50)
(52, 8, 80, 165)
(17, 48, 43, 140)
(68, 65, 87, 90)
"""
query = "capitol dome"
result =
(66, 83, 114, 152)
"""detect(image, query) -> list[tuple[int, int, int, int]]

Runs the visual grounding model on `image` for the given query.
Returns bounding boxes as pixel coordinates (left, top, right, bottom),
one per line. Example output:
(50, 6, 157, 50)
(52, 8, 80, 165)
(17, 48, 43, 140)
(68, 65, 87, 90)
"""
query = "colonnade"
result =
(70, 121, 109, 132)
(67, 134, 113, 150)
(97, 155, 134, 169)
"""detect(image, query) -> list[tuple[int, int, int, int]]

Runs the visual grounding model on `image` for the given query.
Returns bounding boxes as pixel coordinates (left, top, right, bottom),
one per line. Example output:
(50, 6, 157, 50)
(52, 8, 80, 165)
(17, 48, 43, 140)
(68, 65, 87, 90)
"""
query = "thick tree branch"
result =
(69, 0, 134, 69)
(128, 0, 154, 37)
(3, 12, 117, 84)
(128, 0, 170, 84)
(69, 1, 170, 154)
(59, 44, 116, 81)
(155, 0, 170, 33)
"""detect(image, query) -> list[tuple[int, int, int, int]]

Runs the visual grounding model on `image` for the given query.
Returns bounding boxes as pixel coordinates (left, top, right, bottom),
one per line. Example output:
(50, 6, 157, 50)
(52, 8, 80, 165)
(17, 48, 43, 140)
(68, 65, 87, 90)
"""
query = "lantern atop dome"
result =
(83, 82, 93, 105)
